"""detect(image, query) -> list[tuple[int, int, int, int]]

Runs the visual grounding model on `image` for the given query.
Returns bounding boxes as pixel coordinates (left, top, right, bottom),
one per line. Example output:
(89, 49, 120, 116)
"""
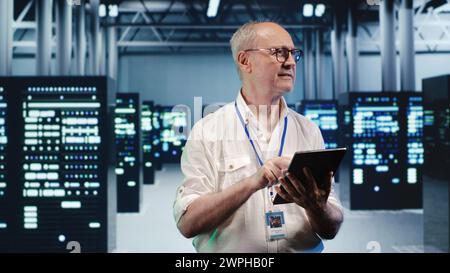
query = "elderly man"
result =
(173, 21, 343, 253)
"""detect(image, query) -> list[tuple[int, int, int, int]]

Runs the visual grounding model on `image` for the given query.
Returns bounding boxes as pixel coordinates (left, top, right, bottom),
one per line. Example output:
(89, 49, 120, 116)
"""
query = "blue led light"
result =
(162, 142, 169, 152)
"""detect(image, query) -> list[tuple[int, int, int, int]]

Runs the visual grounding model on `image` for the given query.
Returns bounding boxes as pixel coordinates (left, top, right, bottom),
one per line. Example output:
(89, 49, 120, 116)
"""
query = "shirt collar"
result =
(235, 89, 289, 125)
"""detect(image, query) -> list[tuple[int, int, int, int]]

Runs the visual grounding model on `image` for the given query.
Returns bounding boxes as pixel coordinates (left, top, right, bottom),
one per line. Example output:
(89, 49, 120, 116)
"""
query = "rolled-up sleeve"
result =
(173, 121, 217, 224)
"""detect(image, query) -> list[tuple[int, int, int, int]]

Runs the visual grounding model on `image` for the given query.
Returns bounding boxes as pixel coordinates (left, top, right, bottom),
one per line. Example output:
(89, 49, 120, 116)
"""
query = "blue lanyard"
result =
(234, 101, 288, 167)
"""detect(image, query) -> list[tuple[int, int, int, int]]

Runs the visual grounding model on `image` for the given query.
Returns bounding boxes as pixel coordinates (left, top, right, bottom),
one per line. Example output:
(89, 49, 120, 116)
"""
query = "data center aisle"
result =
(323, 208, 424, 253)
(115, 164, 195, 253)
(114, 164, 430, 253)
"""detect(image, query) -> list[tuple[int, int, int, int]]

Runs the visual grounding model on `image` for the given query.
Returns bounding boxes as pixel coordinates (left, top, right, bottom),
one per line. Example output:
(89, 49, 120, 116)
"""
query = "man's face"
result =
(247, 23, 297, 96)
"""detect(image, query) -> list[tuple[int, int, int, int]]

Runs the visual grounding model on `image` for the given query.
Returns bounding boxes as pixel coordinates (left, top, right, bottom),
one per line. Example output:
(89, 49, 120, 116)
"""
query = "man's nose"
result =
(283, 53, 296, 68)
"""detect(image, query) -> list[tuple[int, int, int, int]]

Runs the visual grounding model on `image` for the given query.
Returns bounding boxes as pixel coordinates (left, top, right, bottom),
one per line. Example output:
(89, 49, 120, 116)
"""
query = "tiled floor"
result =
(115, 164, 195, 253)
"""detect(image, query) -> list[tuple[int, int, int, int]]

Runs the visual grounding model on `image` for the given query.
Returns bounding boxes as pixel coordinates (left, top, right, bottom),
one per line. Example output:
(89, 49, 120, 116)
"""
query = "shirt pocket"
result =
(217, 155, 253, 190)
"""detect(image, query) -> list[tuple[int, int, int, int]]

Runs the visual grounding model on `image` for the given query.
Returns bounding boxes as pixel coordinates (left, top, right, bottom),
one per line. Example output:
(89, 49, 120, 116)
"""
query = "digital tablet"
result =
(273, 148, 347, 205)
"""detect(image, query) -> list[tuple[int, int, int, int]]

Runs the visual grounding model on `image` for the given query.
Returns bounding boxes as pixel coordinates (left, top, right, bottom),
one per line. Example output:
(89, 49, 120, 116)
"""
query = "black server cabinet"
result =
(298, 100, 339, 149)
(159, 105, 188, 164)
(422, 75, 450, 252)
(343, 92, 423, 210)
(115, 93, 141, 212)
(0, 76, 114, 252)
(152, 105, 163, 171)
(141, 101, 155, 185)
(0, 85, 9, 252)
(422, 75, 450, 180)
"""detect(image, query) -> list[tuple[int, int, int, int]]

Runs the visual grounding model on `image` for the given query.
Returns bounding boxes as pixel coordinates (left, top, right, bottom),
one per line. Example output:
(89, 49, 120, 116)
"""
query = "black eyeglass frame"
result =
(243, 47, 304, 63)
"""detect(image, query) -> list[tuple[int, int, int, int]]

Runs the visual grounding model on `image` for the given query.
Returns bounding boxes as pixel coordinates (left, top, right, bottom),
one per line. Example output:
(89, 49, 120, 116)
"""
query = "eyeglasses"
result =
(244, 47, 303, 63)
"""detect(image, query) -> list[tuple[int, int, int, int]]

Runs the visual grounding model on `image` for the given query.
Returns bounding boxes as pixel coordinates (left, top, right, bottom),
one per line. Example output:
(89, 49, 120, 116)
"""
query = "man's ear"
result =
(237, 51, 252, 74)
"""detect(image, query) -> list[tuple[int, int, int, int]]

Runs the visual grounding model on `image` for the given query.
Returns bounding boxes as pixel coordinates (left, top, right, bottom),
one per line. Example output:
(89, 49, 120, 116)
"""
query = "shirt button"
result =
(229, 164, 233, 170)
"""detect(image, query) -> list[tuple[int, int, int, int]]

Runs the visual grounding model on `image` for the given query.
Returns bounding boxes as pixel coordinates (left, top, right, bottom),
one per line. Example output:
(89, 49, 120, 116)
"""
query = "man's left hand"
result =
(275, 167, 333, 213)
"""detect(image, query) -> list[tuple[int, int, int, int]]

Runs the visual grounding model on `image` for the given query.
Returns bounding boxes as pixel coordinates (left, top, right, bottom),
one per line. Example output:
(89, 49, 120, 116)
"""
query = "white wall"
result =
(117, 52, 310, 110)
(118, 53, 241, 109)
(12, 58, 36, 75)
(356, 53, 450, 91)
(416, 54, 450, 90)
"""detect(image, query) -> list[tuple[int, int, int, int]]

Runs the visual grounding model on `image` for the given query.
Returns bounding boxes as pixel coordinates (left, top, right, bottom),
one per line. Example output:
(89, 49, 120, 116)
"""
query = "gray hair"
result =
(230, 21, 270, 79)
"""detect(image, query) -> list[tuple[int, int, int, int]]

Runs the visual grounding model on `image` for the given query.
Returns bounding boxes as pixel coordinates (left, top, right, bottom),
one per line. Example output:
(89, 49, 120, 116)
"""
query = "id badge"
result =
(265, 211, 287, 241)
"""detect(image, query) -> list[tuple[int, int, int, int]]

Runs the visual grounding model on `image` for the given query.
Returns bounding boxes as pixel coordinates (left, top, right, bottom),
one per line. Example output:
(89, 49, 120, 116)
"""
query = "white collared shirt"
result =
(173, 91, 343, 253)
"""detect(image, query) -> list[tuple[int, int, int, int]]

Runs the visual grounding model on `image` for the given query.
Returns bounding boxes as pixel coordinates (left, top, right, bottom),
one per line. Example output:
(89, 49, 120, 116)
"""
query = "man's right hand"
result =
(250, 156, 291, 190)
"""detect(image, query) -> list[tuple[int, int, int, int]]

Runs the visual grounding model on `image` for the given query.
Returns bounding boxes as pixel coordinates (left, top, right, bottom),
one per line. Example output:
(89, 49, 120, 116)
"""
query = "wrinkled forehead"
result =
(253, 23, 295, 49)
